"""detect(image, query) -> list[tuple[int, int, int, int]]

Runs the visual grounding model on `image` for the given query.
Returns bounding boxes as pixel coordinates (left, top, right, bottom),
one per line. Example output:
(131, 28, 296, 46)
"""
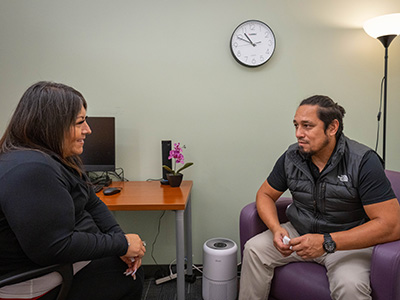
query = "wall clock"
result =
(230, 20, 276, 67)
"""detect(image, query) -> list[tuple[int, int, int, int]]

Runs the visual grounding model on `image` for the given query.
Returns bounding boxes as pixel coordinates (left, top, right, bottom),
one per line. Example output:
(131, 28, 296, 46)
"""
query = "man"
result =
(239, 95, 400, 300)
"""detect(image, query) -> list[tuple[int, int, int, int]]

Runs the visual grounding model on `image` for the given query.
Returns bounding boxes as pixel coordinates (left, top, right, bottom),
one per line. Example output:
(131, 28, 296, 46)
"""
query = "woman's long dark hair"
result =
(0, 81, 87, 174)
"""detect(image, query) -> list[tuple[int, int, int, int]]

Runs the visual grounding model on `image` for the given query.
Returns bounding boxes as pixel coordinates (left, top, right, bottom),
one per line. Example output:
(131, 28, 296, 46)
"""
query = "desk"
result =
(97, 180, 193, 300)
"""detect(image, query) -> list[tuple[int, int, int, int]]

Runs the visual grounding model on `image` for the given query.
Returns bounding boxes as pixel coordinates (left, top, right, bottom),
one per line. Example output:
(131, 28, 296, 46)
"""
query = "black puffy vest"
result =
(285, 135, 372, 235)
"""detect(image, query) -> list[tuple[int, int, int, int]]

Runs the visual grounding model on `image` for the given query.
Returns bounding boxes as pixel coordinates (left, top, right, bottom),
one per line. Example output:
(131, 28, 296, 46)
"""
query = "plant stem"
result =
(174, 159, 176, 174)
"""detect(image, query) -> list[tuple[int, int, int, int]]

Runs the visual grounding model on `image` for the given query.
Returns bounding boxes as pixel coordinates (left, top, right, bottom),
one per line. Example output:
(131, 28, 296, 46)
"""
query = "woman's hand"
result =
(124, 234, 146, 258)
(120, 256, 142, 280)
(121, 234, 145, 279)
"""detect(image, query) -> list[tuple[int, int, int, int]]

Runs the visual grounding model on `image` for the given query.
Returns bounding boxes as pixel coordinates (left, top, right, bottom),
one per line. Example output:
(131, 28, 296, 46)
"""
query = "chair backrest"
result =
(385, 170, 400, 202)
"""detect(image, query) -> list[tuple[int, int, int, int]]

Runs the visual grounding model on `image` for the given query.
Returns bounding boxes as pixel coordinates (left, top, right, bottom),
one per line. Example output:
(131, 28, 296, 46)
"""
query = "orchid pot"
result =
(162, 142, 193, 188)
(166, 173, 184, 187)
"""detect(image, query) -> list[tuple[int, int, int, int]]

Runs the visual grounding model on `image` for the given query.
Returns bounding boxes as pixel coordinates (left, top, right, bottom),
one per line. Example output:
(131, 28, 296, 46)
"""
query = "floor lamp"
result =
(363, 13, 400, 168)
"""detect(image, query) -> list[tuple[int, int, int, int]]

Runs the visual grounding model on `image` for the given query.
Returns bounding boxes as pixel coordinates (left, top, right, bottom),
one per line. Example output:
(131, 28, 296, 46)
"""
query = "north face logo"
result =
(338, 175, 348, 182)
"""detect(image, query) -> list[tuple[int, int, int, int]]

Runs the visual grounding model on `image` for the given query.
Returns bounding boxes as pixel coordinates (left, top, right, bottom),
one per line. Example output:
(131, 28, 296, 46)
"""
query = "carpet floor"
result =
(141, 277, 203, 300)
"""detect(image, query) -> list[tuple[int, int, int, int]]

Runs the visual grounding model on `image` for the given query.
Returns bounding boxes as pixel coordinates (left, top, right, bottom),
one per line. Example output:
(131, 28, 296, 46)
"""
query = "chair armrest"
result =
(275, 197, 292, 223)
(239, 197, 292, 258)
(240, 202, 267, 258)
(370, 240, 400, 300)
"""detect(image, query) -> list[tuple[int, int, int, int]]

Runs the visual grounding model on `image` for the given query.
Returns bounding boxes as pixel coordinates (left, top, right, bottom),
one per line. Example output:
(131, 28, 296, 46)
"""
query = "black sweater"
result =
(0, 150, 128, 275)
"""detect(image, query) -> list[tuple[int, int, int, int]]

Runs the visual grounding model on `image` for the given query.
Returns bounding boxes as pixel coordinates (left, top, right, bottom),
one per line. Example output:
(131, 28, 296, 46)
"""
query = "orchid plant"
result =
(162, 143, 193, 175)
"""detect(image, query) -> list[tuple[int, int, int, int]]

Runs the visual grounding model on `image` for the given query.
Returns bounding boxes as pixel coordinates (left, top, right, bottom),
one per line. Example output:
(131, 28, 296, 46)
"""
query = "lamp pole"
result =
(363, 13, 400, 169)
(377, 35, 396, 169)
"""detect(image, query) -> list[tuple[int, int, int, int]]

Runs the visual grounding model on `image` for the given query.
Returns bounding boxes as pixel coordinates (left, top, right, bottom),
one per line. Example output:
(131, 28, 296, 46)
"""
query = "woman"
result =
(0, 81, 145, 299)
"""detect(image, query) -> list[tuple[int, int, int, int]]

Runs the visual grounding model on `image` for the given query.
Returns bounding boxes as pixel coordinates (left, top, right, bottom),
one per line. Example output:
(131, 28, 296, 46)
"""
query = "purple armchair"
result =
(239, 170, 400, 300)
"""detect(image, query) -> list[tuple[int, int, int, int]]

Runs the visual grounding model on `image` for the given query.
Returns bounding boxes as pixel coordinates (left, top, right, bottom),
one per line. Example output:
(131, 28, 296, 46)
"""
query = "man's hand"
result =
(289, 234, 325, 259)
(273, 228, 293, 257)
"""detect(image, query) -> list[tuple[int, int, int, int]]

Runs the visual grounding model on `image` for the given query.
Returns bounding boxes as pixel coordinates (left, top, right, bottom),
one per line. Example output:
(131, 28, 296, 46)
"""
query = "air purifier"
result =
(202, 238, 238, 300)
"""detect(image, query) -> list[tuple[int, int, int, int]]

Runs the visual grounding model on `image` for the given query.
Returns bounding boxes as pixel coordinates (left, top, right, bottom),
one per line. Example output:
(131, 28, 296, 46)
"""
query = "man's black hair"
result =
(300, 95, 346, 138)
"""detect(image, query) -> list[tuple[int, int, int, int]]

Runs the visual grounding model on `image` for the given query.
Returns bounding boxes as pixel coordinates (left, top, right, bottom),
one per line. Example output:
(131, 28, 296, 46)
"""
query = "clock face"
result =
(230, 20, 276, 67)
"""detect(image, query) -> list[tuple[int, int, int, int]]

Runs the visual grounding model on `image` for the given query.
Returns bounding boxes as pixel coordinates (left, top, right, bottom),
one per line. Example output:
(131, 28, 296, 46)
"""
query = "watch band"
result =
(324, 233, 333, 241)
(323, 233, 336, 253)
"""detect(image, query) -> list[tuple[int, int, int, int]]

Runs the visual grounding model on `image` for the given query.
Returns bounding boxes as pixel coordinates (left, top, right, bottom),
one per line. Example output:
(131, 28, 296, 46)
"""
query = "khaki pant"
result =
(239, 222, 373, 300)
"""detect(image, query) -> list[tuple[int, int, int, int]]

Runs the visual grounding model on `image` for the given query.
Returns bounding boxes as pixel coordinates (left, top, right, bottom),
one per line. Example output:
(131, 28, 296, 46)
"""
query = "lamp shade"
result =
(363, 13, 400, 38)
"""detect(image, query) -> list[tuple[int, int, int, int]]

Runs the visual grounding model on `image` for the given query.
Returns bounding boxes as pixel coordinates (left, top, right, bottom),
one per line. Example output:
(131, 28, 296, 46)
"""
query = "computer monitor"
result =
(80, 116, 115, 172)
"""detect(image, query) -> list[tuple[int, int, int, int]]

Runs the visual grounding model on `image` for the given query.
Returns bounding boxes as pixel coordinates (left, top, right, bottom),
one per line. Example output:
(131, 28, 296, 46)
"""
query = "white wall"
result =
(1, 0, 399, 265)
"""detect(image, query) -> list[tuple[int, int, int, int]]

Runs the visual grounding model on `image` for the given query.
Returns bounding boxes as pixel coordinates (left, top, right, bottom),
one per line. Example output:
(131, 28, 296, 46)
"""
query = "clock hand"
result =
(244, 33, 256, 46)
(237, 36, 253, 44)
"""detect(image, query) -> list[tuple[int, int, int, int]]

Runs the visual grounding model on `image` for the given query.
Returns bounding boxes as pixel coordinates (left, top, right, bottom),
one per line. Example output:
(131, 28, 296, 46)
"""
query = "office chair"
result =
(0, 263, 73, 300)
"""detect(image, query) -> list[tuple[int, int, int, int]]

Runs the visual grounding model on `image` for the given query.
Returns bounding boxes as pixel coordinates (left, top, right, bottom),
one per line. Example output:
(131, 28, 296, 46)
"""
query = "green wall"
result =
(1, 0, 399, 265)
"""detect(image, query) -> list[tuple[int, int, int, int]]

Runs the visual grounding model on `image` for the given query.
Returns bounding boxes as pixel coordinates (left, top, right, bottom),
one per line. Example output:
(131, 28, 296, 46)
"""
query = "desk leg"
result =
(185, 194, 193, 277)
(175, 210, 185, 300)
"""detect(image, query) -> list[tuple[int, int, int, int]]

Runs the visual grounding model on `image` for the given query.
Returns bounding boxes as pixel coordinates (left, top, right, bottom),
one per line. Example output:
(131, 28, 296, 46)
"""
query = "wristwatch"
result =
(323, 233, 336, 253)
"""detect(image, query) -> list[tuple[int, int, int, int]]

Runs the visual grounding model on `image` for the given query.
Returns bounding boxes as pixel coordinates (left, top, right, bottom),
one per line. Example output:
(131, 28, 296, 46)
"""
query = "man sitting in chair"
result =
(239, 95, 400, 300)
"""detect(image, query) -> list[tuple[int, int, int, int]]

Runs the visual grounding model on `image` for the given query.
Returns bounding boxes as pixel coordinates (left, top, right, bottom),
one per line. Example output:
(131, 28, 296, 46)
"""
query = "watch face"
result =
(324, 242, 335, 253)
(230, 20, 276, 67)
(323, 234, 336, 253)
